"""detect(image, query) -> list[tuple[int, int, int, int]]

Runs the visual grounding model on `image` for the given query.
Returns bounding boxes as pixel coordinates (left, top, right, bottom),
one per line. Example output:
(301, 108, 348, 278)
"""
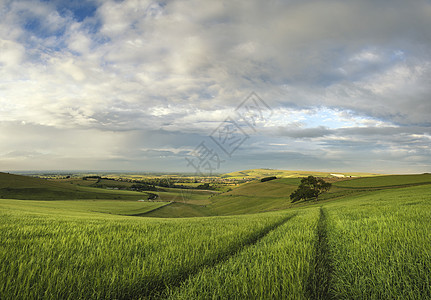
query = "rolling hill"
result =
(0, 172, 148, 200)
(207, 178, 299, 215)
(221, 168, 381, 179)
(3, 171, 431, 218)
(141, 173, 431, 217)
(333, 173, 431, 188)
(1, 173, 430, 299)
(142, 177, 301, 217)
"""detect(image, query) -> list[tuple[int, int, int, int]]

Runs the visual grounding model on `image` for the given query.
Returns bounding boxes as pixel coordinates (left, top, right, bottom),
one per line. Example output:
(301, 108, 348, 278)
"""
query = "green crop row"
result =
(326, 185, 431, 299)
(0, 204, 292, 299)
(0, 199, 169, 216)
(1, 184, 430, 299)
(166, 208, 319, 299)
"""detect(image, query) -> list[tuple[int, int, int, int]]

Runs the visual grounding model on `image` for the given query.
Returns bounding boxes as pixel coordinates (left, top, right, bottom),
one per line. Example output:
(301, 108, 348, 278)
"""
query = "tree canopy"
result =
(290, 176, 331, 203)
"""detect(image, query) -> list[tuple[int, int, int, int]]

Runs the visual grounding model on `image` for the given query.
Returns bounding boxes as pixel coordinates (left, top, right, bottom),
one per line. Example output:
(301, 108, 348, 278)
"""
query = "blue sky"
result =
(0, 0, 430, 174)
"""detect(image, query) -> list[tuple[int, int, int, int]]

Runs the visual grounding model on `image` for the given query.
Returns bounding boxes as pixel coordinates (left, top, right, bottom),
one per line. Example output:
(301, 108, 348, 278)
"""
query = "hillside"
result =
(0, 172, 148, 200)
(143, 178, 302, 217)
(207, 178, 298, 215)
(142, 173, 431, 217)
(334, 173, 431, 188)
(221, 168, 381, 179)
(1, 178, 430, 298)
(3, 171, 431, 217)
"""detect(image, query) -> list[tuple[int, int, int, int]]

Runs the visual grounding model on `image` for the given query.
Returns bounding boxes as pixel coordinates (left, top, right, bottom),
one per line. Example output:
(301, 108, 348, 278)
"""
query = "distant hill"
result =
(334, 174, 431, 188)
(143, 173, 431, 217)
(221, 168, 381, 179)
(3, 171, 430, 217)
(0, 172, 147, 200)
(140, 178, 300, 218)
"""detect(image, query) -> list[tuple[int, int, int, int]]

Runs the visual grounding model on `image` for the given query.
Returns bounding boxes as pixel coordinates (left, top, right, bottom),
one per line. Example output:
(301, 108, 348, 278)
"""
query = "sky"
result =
(0, 0, 430, 174)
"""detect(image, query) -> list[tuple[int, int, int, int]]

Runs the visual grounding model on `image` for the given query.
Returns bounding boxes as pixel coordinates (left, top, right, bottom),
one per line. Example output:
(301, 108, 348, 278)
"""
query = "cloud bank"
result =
(0, 0, 430, 173)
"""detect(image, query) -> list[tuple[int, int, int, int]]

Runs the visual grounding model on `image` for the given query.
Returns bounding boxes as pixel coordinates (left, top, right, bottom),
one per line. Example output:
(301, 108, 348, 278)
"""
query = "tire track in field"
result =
(307, 207, 333, 299)
(128, 202, 172, 217)
(146, 213, 298, 299)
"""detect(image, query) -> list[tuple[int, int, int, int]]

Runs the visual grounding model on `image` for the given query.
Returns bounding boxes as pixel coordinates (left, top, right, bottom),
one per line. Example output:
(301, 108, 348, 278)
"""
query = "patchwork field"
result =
(1, 171, 430, 299)
(221, 168, 381, 179)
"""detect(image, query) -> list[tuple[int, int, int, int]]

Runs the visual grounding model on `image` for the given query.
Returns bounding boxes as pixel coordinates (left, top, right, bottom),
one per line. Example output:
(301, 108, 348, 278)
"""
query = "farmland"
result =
(1, 171, 431, 299)
(0, 201, 293, 299)
(0, 172, 149, 201)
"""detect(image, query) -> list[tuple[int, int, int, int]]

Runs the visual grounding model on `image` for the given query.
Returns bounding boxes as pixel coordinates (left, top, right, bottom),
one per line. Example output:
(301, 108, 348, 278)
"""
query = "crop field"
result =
(0, 199, 170, 216)
(0, 200, 293, 299)
(166, 208, 320, 299)
(1, 172, 431, 299)
(152, 178, 301, 217)
(334, 173, 431, 188)
(221, 168, 380, 180)
(0, 173, 148, 201)
(156, 187, 217, 205)
(325, 185, 431, 299)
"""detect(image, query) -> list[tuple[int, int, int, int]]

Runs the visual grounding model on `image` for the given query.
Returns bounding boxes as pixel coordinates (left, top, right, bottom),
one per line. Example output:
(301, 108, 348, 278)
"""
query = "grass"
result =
(307, 207, 332, 299)
(1, 172, 430, 299)
(139, 178, 299, 217)
(205, 178, 298, 215)
(166, 208, 319, 299)
(142, 202, 212, 218)
(138, 174, 431, 217)
(0, 201, 292, 299)
(334, 173, 431, 188)
(222, 178, 299, 197)
(144, 178, 299, 217)
(0, 199, 170, 216)
(325, 184, 431, 299)
(156, 187, 217, 205)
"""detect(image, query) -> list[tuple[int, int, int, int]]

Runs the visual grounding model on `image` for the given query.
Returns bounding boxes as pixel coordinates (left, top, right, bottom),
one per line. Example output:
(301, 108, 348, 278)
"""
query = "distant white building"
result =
(330, 174, 345, 178)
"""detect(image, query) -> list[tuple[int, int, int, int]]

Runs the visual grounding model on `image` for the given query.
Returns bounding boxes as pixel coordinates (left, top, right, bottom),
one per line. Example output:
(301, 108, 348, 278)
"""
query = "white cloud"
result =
(0, 39, 26, 67)
(350, 50, 382, 63)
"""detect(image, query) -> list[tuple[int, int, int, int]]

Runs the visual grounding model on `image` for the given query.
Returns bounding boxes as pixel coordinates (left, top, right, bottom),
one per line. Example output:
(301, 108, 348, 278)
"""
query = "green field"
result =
(166, 208, 320, 299)
(325, 185, 431, 299)
(1, 171, 430, 299)
(334, 173, 431, 188)
(207, 179, 297, 215)
(156, 187, 217, 205)
(147, 178, 300, 217)
(0, 199, 169, 216)
(0, 201, 292, 299)
(145, 174, 431, 217)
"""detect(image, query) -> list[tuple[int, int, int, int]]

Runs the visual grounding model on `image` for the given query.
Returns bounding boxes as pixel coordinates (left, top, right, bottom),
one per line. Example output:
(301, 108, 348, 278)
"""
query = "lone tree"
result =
(290, 176, 331, 203)
(261, 176, 277, 182)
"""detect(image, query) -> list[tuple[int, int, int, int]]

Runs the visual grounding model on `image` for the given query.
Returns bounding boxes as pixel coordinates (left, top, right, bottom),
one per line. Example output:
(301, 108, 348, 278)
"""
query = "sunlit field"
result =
(1, 172, 430, 299)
